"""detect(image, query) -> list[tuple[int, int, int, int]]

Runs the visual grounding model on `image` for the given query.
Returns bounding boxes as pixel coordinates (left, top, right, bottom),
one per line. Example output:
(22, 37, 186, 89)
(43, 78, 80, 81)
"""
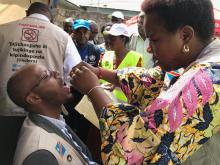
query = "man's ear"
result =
(180, 25, 194, 43)
(25, 93, 41, 105)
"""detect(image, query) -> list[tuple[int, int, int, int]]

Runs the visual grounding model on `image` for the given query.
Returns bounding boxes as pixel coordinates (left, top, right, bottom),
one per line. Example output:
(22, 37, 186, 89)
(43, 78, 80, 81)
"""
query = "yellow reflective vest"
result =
(100, 50, 143, 102)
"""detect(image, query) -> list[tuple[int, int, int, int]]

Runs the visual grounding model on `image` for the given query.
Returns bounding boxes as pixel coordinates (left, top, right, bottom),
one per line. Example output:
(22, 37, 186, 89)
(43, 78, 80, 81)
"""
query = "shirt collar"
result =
(195, 39, 220, 63)
(28, 13, 50, 22)
(185, 38, 220, 71)
(38, 114, 66, 130)
(196, 38, 220, 60)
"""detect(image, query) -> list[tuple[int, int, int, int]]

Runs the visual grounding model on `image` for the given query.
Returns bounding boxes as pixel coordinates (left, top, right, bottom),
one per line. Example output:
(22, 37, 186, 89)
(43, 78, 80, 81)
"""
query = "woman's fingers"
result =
(71, 67, 82, 77)
(80, 66, 87, 71)
(70, 61, 97, 78)
(74, 68, 82, 76)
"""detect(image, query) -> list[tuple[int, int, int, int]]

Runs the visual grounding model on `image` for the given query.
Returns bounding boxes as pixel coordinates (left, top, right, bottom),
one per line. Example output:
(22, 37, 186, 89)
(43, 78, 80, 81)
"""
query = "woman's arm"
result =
(71, 62, 166, 109)
(99, 66, 220, 164)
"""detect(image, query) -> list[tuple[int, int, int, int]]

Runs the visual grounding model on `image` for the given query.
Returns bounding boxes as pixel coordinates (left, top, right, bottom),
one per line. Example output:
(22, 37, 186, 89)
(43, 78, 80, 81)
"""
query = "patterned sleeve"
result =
(100, 63, 220, 165)
(117, 66, 165, 110)
(100, 103, 162, 165)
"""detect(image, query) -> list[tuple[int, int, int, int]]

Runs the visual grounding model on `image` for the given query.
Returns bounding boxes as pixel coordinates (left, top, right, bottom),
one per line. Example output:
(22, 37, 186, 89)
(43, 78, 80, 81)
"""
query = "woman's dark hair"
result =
(141, 0, 215, 43)
(119, 35, 130, 45)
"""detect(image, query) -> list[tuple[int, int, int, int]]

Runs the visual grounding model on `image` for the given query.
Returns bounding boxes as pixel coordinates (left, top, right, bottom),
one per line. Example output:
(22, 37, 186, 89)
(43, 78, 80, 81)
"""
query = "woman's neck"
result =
(115, 48, 129, 59)
(114, 48, 129, 68)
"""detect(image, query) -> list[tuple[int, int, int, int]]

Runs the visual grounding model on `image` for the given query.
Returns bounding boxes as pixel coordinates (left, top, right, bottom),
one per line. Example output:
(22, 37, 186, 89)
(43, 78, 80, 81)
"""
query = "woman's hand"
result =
(102, 83, 115, 92)
(70, 65, 113, 116)
(71, 61, 120, 87)
(70, 66, 100, 94)
(70, 61, 99, 77)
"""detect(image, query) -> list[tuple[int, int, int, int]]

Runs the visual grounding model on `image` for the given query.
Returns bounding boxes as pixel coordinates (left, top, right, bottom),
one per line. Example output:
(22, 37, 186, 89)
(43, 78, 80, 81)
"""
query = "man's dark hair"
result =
(26, 2, 53, 21)
(7, 64, 37, 109)
(7, 71, 27, 108)
(101, 22, 113, 34)
(141, 0, 215, 43)
(89, 20, 98, 28)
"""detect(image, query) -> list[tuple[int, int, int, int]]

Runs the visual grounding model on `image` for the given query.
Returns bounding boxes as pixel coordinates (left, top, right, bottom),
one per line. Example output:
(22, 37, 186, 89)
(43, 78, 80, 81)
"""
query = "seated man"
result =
(7, 64, 97, 165)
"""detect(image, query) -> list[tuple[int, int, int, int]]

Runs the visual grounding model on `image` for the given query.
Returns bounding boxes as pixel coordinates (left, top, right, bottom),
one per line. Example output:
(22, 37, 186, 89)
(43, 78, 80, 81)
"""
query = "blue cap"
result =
(73, 19, 90, 30)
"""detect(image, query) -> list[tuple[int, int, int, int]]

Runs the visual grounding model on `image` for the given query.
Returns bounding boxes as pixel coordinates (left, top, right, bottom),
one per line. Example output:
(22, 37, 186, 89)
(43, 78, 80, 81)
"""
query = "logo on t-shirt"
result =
(21, 28, 39, 42)
(89, 55, 96, 62)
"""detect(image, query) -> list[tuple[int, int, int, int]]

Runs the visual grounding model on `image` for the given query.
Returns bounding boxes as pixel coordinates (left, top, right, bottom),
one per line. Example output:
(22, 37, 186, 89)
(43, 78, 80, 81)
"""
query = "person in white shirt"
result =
(129, 12, 154, 69)
(0, 2, 81, 164)
(111, 11, 124, 24)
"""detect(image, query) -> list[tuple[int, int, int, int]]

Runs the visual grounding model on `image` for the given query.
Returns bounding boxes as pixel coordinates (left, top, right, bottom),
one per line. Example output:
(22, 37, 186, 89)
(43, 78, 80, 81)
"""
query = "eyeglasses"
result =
(24, 69, 60, 101)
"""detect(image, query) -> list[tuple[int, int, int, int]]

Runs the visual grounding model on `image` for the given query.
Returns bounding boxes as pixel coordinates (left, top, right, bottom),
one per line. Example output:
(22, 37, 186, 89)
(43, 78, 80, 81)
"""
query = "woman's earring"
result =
(182, 44, 190, 54)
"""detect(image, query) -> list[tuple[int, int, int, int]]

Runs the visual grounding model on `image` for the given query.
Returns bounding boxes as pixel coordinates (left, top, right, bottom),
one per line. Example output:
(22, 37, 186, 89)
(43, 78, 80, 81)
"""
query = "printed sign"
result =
(21, 28, 39, 42)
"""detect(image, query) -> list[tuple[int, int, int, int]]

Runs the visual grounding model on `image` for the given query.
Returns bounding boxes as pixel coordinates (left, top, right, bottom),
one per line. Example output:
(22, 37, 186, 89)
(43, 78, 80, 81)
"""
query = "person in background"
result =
(98, 22, 113, 73)
(71, 19, 102, 163)
(111, 11, 124, 24)
(73, 19, 101, 67)
(99, 23, 143, 102)
(129, 11, 154, 69)
(63, 17, 74, 35)
(62, 17, 84, 147)
(70, 0, 220, 164)
(8, 64, 97, 165)
(0, 2, 81, 164)
(99, 22, 113, 52)
(88, 20, 99, 45)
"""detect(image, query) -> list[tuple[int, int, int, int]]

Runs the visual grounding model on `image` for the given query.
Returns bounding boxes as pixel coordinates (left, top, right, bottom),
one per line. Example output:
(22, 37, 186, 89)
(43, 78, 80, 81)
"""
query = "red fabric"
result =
(126, 15, 138, 26)
(214, 8, 220, 36)
(215, 19, 220, 36)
